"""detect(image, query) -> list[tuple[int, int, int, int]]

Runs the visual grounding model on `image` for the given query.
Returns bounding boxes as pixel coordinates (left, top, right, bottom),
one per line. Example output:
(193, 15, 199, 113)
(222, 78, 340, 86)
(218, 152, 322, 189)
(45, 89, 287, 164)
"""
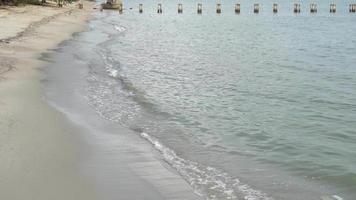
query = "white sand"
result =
(0, 2, 98, 199)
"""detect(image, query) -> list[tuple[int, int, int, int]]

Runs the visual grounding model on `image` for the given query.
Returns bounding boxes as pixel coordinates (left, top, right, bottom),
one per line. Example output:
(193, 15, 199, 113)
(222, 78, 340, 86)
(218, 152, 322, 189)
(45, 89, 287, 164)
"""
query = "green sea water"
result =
(48, 1, 356, 199)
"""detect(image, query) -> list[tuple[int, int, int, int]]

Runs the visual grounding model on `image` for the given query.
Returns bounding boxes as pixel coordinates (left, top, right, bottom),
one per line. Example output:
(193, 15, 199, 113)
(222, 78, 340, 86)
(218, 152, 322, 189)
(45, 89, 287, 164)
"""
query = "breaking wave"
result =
(140, 132, 273, 200)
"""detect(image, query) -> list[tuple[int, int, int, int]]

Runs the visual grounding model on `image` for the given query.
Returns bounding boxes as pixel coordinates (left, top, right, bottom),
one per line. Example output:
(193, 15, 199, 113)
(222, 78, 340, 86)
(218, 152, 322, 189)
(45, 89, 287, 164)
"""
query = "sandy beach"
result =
(0, 2, 98, 200)
(0, 2, 202, 200)
(2, 1, 356, 200)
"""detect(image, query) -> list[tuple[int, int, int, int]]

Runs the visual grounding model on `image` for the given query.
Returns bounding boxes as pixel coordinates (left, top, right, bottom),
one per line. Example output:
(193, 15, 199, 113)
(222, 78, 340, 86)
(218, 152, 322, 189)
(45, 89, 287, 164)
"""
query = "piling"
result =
(350, 4, 356, 13)
(310, 3, 317, 13)
(273, 3, 278, 13)
(197, 3, 202, 14)
(139, 4, 143, 13)
(254, 4, 260, 13)
(235, 4, 240, 14)
(118, 3, 123, 13)
(294, 3, 301, 13)
(330, 3, 336, 13)
(178, 3, 183, 13)
(157, 3, 162, 14)
(216, 3, 222, 14)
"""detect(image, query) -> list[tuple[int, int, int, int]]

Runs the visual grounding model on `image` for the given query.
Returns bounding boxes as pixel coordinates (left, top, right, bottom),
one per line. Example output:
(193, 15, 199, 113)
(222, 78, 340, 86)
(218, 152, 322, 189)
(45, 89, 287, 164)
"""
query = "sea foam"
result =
(140, 132, 273, 200)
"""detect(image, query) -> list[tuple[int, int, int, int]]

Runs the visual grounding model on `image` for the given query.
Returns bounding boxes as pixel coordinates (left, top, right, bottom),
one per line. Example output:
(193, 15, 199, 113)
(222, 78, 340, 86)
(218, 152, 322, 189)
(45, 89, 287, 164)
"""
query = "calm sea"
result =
(52, 0, 356, 199)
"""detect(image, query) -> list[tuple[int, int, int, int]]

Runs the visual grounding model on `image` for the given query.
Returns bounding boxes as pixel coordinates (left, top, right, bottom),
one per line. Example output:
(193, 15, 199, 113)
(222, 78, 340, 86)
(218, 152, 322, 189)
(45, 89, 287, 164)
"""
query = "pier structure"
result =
(273, 3, 278, 13)
(235, 4, 240, 14)
(197, 3, 202, 14)
(294, 3, 301, 13)
(254, 3, 260, 13)
(330, 3, 336, 13)
(157, 3, 162, 13)
(178, 3, 183, 13)
(118, 3, 123, 13)
(130, 3, 356, 15)
(216, 3, 222, 14)
(139, 3, 143, 13)
(350, 4, 356, 12)
(310, 3, 317, 13)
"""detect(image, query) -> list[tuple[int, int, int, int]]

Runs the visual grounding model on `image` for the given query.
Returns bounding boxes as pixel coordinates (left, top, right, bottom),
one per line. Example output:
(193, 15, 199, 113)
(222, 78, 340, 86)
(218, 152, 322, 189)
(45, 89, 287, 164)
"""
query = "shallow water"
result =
(49, 1, 356, 199)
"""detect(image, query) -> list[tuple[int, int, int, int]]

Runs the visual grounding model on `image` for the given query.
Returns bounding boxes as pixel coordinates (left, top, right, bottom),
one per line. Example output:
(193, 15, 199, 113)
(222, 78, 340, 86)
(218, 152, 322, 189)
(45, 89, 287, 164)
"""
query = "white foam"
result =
(107, 68, 118, 78)
(114, 25, 126, 32)
(140, 132, 273, 200)
(332, 195, 343, 200)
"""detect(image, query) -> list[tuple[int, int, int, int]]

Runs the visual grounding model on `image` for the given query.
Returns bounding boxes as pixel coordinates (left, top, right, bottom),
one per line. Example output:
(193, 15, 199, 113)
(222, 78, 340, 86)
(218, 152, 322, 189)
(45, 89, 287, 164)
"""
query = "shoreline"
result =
(42, 11, 202, 200)
(0, 2, 98, 199)
(0, 2, 202, 199)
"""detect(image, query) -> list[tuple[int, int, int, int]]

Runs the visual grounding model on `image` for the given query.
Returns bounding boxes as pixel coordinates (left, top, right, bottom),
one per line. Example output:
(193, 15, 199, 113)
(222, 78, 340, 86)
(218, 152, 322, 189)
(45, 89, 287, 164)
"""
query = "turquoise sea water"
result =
(52, 1, 356, 199)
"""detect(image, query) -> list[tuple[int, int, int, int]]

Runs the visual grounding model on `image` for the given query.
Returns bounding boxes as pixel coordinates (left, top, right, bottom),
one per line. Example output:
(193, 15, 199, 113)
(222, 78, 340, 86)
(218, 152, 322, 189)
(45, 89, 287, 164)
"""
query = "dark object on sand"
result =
(101, 0, 122, 10)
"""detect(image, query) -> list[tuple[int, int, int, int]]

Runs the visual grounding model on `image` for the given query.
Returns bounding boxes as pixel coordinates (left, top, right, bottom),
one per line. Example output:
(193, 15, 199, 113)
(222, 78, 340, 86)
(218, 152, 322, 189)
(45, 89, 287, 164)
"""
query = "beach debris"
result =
(100, 0, 123, 10)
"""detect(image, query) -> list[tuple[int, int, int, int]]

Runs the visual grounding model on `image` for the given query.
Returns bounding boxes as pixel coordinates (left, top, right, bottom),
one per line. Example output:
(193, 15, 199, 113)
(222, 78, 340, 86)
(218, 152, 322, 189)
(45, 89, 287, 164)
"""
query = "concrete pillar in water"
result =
(118, 3, 123, 14)
(350, 4, 356, 13)
(254, 4, 260, 13)
(197, 3, 202, 14)
(273, 3, 278, 13)
(178, 3, 183, 14)
(157, 3, 162, 14)
(235, 4, 240, 14)
(330, 3, 336, 13)
(139, 4, 143, 13)
(310, 3, 317, 13)
(294, 3, 301, 13)
(216, 3, 222, 14)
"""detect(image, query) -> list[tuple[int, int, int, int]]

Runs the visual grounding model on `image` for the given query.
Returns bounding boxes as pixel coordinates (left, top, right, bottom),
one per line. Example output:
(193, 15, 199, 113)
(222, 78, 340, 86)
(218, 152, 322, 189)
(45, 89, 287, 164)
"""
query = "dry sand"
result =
(0, 2, 98, 199)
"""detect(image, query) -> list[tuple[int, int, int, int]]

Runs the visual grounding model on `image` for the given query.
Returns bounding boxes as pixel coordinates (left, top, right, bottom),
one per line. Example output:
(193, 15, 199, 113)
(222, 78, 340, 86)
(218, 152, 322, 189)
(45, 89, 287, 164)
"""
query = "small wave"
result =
(107, 68, 119, 78)
(140, 132, 273, 200)
(114, 25, 126, 32)
(320, 195, 344, 200)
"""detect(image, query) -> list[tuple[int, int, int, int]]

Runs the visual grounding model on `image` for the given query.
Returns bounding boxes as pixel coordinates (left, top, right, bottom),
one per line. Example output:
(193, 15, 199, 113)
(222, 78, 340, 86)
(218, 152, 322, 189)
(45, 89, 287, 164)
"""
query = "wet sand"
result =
(42, 22, 202, 200)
